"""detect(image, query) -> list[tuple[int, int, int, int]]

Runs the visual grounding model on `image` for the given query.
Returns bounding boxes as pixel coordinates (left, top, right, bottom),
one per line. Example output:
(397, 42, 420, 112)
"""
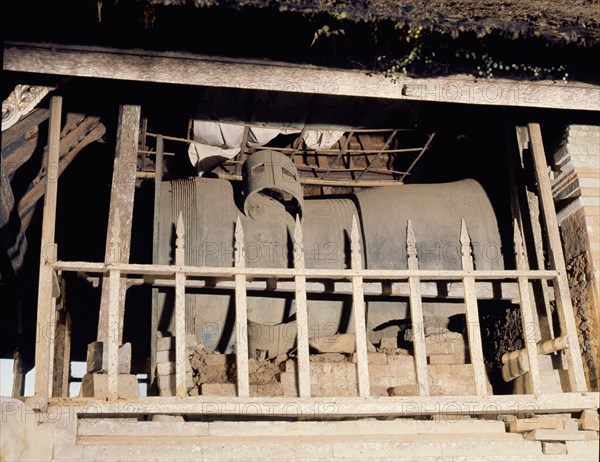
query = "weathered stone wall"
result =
(552, 124, 600, 391)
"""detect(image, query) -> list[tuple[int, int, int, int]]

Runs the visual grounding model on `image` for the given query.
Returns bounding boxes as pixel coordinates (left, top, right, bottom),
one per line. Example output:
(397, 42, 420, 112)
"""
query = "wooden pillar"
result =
(34, 95, 62, 398)
(97, 105, 140, 346)
(150, 135, 164, 390)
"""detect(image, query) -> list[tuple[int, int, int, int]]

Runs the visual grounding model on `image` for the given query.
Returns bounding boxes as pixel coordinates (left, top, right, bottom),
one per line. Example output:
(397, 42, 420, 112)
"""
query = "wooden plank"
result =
(351, 216, 370, 397)
(51, 261, 560, 280)
(1, 107, 49, 149)
(122, 275, 533, 302)
(514, 221, 542, 395)
(293, 216, 311, 398)
(513, 126, 553, 340)
(406, 220, 429, 396)
(174, 213, 187, 398)
(33, 95, 61, 399)
(97, 105, 140, 346)
(234, 217, 250, 398)
(12, 350, 24, 397)
(150, 135, 164, 390)
(37, 392, 600, 417)
(16, 122, 105, 220)
(107, 268, 121, 398)
(527, 123, 587, 392)
(5, 43, 600, 111)
(460, 220, 488, 396)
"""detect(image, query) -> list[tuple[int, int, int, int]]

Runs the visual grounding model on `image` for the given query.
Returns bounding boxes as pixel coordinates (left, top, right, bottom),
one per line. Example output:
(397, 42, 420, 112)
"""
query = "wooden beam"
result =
(150, 135, 164, 389)
(527, 123, 587, 392)
(97, 105, 140, 346)
(34, 95, 61, 399)
(52, 260, 561, 280)
(33, 392, 600, 417)
(4, 42, 599, 111)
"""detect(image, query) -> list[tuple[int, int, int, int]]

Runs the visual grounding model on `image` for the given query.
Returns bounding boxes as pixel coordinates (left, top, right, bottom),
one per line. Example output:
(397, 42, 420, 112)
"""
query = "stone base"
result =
(79, 373, 139, 398)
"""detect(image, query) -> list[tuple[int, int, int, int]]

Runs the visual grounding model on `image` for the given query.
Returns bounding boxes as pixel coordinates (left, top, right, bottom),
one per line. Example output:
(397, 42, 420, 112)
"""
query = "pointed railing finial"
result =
(293, 214, 305, 270)
(406, 220, 419, 271)
(460, 219, 474, 271)
(235, 216, 245, 268)
(350, 215, 362, 270)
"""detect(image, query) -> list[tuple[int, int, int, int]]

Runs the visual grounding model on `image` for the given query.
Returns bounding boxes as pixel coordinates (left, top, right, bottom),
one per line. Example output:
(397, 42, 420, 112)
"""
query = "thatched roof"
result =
(152, 0, 600, 45)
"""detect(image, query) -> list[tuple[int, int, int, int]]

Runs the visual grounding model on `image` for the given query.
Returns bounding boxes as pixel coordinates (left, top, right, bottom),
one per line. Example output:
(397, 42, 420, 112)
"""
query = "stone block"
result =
(158, 372, 193, 390)
(508, 416, 564, 433)
(156, 349, 175, 363)
(309, 333, 355, 353)
(379, 337, 397, 350)
(156, 361, 191, 376)
(310, 353, 346, 362)
(250, 381, 283, 397)
(387, 384, 419, 396)
(542, 442, 567, 455)
(201, 383, 237, 396)
(86, 341, 105, 373)
(79, 373, 139, 398)
(428, 364, 492, 396)
(157, 334, 197, 351)
(579, 410, 600, 431)
(118, 342, 131, 374)
(350, 352, 387, 364)
(523, 429, 597, 441)
(566, 440, 600, 455)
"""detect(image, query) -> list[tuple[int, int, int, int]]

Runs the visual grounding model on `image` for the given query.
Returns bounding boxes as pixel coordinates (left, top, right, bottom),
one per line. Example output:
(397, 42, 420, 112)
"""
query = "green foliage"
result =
(378, 24, 570, 82)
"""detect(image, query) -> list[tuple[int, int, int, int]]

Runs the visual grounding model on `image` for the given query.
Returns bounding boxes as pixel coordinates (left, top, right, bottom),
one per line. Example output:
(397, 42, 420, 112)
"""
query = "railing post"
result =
(107, 214, 121, 399)
(294, 215, 311, 397)
(234, 217, 250, 397)
(406, 220, 429, 396)
(527, 123, 587, 392)
(514, 220, 542, 395)
(460, 220, 488, 396)
(34, 95, 62, 399)
(351, 216, 370, 397)
(174, 212, 187, 398)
